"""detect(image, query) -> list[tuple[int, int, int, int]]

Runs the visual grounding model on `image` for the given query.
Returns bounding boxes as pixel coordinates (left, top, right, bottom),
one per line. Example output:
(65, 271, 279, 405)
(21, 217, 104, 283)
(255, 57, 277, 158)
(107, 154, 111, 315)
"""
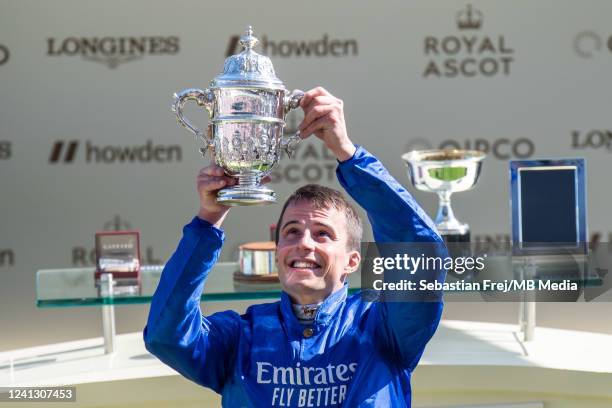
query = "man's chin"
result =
(281, 278, 325, 296)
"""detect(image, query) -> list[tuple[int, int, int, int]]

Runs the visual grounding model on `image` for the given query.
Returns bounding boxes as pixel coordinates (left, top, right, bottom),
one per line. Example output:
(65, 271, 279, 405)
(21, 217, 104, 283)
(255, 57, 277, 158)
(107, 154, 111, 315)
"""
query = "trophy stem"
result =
(435, 191, 454, 225)
(434, 191, 468, 236)
(237, 173, 260, 187)
(216, 172, 276, 206)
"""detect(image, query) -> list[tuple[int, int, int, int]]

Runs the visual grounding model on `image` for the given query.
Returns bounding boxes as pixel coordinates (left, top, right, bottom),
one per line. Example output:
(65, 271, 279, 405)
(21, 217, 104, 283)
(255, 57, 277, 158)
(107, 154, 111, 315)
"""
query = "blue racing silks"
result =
(144, 146, 446, 407)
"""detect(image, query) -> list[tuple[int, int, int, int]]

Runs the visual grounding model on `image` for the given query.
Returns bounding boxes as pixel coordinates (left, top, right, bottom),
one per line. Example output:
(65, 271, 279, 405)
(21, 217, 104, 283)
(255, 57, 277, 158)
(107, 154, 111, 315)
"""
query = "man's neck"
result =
(287, 290, 331, 306)
(285, 282, 345, 305)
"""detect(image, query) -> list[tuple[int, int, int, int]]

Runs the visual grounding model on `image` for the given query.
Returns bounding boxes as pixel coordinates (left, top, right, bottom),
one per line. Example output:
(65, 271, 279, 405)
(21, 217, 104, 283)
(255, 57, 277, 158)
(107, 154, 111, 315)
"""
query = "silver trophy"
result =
(172, 26, 303, 205)
(402, 149, 485, 242)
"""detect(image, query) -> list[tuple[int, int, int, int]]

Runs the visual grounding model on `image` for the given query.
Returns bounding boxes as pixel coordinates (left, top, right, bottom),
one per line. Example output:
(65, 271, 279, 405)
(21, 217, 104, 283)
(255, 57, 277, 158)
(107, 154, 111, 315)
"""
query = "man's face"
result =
(276, 200, 360, 304)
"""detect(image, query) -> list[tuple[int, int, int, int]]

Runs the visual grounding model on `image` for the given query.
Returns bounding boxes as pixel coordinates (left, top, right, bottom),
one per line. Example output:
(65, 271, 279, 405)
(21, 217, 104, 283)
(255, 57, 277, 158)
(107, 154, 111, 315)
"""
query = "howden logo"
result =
(48, 140, 182, 164)
(226, 34, 358, 58)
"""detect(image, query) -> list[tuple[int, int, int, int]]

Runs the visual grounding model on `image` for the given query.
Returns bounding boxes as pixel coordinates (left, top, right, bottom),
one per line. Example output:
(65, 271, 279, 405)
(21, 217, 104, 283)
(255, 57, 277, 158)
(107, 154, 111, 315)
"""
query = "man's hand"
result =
(298, 87, 356, 162)
(196, 166, 272, 228)
(196, 165, 236, 228)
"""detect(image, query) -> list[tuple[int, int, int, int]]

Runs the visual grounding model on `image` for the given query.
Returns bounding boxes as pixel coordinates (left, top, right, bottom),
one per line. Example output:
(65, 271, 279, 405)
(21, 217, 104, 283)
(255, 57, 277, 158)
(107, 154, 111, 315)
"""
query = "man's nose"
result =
(297, 231, 316, 251)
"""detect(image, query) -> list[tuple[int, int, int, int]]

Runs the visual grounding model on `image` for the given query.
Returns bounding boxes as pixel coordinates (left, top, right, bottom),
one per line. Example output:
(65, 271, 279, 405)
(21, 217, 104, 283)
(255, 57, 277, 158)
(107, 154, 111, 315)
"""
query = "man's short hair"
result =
(275, 184, 363, 251)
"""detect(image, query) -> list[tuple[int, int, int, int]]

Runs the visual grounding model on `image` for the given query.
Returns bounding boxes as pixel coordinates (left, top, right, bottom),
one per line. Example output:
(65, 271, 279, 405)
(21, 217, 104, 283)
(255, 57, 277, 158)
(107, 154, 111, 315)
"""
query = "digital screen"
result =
(519, 167, 577, 244)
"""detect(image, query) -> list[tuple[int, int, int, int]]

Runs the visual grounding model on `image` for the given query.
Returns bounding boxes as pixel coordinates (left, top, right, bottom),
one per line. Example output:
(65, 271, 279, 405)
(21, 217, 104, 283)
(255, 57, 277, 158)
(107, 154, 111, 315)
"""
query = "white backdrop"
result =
(1, 0, 612, 351)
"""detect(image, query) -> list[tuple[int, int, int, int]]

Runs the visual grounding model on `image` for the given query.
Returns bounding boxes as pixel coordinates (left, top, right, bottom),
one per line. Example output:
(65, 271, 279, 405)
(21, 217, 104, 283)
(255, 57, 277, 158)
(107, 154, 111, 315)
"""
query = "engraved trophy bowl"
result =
(402, 149, 485, 242)
(171, 26, 304, 205)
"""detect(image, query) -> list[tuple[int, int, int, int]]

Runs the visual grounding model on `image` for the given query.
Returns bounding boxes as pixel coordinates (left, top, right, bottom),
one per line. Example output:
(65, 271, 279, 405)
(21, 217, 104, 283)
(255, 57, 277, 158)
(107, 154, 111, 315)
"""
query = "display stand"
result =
(100, 273, 116, 354)
(517, 259, 537, 342)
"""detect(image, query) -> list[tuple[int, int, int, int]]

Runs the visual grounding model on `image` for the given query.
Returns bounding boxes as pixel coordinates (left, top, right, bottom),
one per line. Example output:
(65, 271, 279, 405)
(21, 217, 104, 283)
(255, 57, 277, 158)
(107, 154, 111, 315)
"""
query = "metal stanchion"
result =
(519, 259, 536, 342)
(100, 273, 116, 354)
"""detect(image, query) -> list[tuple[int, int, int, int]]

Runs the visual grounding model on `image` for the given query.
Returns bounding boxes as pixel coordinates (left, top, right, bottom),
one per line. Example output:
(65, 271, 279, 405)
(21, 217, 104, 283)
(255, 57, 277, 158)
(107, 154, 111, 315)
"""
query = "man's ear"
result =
(345, 250, 361, 274)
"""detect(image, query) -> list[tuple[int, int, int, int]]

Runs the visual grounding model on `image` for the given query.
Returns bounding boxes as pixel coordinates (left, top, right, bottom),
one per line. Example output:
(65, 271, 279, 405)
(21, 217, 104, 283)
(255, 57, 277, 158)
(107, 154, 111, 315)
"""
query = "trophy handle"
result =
(281, 131, 301, 159)
(282, 89, 304, 159)
(284, 89, 304, 113)
(172, 88, 215, 152)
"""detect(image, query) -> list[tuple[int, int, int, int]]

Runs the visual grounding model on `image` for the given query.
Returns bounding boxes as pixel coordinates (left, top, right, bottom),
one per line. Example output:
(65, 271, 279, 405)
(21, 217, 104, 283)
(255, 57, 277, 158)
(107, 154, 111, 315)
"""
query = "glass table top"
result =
(36, 263, 363, 308)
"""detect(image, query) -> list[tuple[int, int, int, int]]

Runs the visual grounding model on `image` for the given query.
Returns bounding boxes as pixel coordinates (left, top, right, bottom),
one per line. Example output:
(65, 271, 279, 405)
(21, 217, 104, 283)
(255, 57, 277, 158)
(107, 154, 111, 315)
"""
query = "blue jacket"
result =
(144, 146, 446, 407)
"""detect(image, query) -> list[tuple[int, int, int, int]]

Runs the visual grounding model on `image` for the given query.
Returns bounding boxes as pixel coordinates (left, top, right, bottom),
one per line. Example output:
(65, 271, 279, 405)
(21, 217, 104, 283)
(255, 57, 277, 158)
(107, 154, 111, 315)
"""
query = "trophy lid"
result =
(212, 26, 285, 90)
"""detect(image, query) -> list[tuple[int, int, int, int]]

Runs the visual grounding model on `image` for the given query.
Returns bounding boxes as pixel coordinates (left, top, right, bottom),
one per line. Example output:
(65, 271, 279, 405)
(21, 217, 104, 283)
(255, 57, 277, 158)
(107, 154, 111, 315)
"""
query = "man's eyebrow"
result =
(280, 220, 336, 230)
(281, 220, 301, 229)
(313, 221, 335, 230)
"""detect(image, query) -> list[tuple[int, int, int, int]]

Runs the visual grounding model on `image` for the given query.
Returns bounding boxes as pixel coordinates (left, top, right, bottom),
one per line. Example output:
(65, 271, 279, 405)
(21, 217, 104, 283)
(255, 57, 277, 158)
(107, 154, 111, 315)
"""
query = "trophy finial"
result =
(239, 25, 259, 51)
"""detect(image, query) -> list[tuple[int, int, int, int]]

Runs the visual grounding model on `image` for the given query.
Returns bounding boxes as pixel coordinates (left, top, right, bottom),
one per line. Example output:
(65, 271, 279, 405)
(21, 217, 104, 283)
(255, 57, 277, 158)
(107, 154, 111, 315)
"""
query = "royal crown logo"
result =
(423, 4, 514, 78)
(456, 4, 483, 30)
(104, 215, 132, 231)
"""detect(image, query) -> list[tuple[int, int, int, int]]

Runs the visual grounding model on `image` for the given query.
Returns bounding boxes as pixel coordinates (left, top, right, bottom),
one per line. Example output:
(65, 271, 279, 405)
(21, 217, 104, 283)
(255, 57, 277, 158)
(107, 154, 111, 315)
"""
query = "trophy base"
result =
(217, 185, 276, 206)
(440, 230, 473, 278)
(441, 231, 471, 243)
(437, 221, 470, 243)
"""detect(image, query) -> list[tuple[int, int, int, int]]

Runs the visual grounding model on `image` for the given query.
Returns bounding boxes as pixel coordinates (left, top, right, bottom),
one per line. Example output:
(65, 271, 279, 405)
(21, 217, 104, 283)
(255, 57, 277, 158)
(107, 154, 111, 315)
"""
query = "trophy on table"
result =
(172, 26, 304, 206)
(402, 149, 485, 243)
(94, 230, 141, 296)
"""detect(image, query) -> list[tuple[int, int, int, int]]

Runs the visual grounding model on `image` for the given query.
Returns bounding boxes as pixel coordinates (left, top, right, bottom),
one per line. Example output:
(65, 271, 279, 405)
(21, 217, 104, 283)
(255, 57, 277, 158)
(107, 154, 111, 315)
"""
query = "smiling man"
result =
(275, 187, 362, 307)
(144, 87, 446, 407)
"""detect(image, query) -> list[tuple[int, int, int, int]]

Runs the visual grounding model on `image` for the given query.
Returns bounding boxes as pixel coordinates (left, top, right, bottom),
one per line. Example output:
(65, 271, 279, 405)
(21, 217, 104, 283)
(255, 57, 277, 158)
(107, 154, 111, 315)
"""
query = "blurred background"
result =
(0, 0, 611, 352)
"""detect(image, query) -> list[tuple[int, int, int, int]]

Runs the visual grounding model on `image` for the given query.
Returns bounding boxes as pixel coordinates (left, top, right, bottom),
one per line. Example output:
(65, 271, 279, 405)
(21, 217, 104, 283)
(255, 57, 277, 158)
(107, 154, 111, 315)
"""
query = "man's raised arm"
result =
(143, 166, 241, 392)
(298, 87, 446, 371)
(336, 146, 447, 371)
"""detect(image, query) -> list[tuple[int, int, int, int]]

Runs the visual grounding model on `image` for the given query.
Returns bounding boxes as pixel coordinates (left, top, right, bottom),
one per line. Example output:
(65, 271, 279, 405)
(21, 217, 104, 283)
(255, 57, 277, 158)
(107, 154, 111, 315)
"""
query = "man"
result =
(144, 87, 446, 407)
